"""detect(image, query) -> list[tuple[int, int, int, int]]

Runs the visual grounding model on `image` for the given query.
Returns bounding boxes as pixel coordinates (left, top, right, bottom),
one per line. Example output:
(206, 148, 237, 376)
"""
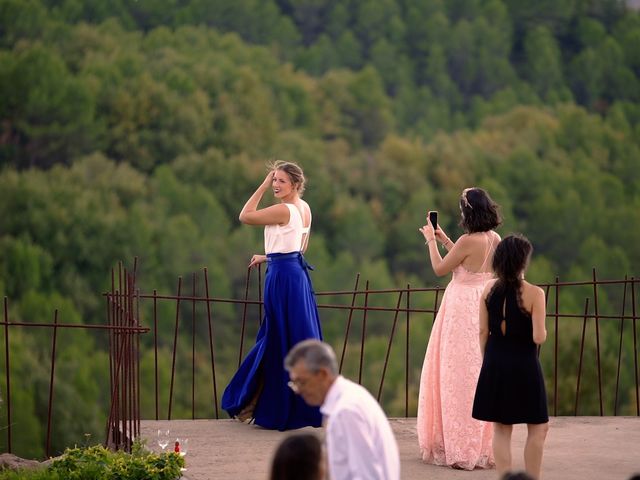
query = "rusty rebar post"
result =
(238, 268, 251, 368)
(614, 276, 628, 415)
(192, 272, 196, 420)
(554, 277, 560, 416)
(405, 284, 410, 418)
(631, 278, 639, 415)
(592, 269, 604, 415)
(339, 273, 360, 374)
(377, 290, 403, 402)
(45, 310, 59, 457)
(574, 297, 590, 415)
(168, 276, 182, 420)
(153, 289, 159, 420)
(4, 297, 12, 453)
(358, 281, 370, 385)
(203, 268, 219, 419)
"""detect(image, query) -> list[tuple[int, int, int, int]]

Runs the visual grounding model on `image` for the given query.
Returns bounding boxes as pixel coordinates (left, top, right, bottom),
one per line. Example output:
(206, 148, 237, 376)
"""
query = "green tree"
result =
(0, 0, 48, 48)
(295, 34, 337, 75)
(568, 47, 604, 107)
(345, 66, 394, 146)
(404, 3, 446, 85)
(44, 0, 133, 26)
(335, 31, 363, 71)
(612, 14, 640, 75)
(325, 2, 349, 39)
(2, 44, 99, 168)
(523, 26, 566, 101)
(317, 67, 392, 146)
(447, 19, 477, 97)
(573, 16, 607, 49)
(369, 39, 410, 94)
(329, 195, 385, 261)
(471, 16, 517, 98)
(503, 0, 576, 37)
(174, 0, 299, 47)
(597, 37, 640, 104)
(0, 237, 53, 299)
(352, 0, 401, 52)
(288, 0, 333, 46)
(424, 44, 458, 103)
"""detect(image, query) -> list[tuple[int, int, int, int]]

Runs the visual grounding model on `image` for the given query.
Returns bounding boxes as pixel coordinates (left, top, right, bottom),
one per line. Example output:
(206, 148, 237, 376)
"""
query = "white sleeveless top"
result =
(264, 203, 311, 254)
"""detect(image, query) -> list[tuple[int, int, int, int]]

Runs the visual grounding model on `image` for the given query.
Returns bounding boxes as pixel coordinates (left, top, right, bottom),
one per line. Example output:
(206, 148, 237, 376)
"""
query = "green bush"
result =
(0, 470, 61, 480)
(49, 443, 183, 480)
(0, 443, 183, 480)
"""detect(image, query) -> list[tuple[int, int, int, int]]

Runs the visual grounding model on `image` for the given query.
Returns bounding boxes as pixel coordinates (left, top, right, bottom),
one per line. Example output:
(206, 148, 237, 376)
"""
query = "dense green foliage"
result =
(0, 0, 639, 459)
(48, 443, 183, 480)
(0, 469, 59, 480)
(0, 443, 183, 480)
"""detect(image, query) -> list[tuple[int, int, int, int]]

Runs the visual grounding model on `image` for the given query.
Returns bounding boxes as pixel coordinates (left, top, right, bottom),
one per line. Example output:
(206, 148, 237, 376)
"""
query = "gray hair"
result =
(284, 339, 339, 376)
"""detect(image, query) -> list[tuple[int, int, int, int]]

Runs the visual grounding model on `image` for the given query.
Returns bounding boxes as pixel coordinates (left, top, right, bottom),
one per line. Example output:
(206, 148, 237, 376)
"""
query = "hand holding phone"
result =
(428, 211, 438, 231)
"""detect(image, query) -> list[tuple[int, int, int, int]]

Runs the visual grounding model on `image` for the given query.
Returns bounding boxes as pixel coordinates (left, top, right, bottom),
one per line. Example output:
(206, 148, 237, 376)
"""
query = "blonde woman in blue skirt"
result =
(222, 161, 323, 430)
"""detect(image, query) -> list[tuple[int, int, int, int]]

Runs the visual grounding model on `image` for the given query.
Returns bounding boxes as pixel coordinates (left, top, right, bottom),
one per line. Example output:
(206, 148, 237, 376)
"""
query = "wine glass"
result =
(157, 429, 170, 451)
(175, 438, 189, 471)
(174, 437, 189, 456)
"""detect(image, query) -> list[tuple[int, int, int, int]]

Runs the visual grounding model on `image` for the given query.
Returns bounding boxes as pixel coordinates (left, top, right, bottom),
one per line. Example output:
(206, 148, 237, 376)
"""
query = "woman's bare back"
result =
(460, 231, 500, 273)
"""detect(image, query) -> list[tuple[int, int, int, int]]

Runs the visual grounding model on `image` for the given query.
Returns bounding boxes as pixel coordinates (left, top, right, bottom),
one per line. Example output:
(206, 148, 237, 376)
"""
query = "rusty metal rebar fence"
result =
(1, 264, 639, 459)
(103, 261, 149, 453)
(0, 262, 148, 457)
(113, 265, 640, 421)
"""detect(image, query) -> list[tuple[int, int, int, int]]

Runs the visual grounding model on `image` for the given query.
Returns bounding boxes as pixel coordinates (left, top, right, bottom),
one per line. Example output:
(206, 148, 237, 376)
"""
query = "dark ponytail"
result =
(491, 234, 533, 295)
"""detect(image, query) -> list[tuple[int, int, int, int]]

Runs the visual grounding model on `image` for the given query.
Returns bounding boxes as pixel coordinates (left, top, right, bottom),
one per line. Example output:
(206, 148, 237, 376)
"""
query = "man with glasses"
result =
(284, 339, 400, 480)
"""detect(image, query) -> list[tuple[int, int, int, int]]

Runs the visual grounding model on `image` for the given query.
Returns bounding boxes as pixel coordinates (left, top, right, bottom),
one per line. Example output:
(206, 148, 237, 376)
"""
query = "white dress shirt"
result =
(321, 376, 400, 480)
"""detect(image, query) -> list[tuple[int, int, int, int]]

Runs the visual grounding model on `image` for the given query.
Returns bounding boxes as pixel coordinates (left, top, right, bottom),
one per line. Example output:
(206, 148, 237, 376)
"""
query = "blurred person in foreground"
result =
(472, 234, 549, 479)
(501, 472, 535, 480)
(284, 339, 400, 480)
(270, 433, 324, 480)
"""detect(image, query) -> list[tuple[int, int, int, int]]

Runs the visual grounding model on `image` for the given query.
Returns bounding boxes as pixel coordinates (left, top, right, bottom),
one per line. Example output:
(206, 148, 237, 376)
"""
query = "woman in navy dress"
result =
(472, 234, 549, 479)
(222, 161, 323, 430)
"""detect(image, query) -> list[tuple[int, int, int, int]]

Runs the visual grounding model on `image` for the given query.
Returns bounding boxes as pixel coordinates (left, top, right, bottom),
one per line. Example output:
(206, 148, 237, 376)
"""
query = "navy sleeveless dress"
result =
(222, 204, 323, 430)
(472, 284, 548, 424)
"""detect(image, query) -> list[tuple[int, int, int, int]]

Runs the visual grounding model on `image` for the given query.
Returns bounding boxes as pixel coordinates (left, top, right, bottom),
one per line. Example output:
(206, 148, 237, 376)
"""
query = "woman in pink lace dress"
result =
(417, 187, 502, 470)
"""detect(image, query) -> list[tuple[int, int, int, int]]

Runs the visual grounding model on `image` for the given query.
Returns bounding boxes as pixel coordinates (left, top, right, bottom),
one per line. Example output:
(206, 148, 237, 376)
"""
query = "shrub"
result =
(0, 442, 183, 480)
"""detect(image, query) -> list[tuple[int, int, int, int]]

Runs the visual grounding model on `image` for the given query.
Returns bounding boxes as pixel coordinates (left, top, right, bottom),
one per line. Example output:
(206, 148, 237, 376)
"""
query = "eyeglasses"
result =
(287, 378, 308, 393)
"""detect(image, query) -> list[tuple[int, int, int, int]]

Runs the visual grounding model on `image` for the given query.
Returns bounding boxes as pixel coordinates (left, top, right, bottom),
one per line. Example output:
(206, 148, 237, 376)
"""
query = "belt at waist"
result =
(266, 252, 314, 270)
(267, 252, 300, 260)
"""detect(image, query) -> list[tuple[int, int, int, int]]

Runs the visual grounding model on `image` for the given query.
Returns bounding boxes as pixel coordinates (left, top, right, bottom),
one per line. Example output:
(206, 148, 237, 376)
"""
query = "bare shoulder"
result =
(275, 202, 293, 214)
(522, 281, 545, 300)
(462, 232, 495, 245)
(455, 233, 473, 247)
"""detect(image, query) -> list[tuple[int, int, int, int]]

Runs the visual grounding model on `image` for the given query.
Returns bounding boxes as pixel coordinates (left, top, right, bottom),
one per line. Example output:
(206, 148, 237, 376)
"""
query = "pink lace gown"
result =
(417, 265, 495, 470)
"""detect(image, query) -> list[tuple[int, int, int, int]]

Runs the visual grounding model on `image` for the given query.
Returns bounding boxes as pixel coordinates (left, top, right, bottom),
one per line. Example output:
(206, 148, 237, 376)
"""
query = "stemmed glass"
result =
(157, 429, 170, 452)
(178, 438, 189, 456)
(174, 438, 189, 472)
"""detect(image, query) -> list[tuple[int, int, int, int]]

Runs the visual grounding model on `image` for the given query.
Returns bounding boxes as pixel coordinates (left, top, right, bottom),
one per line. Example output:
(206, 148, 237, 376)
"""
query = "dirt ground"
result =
(140, 417, 640, 480)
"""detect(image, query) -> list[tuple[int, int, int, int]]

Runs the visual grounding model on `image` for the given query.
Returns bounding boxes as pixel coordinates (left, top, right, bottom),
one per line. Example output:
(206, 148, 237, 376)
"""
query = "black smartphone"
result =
(429, 211, 438, 230)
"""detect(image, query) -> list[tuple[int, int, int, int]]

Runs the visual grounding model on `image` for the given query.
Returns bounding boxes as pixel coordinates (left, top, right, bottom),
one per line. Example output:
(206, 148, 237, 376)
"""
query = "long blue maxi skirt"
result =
(221, 252, 323, 430)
